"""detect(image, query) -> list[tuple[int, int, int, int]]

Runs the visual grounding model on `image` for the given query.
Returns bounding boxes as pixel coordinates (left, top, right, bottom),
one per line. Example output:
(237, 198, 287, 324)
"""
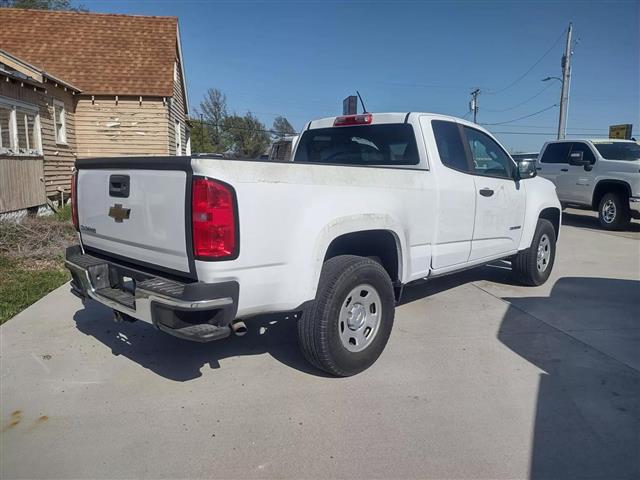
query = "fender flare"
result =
(591, 179, 632, 208)
(303, 214, 407, 301)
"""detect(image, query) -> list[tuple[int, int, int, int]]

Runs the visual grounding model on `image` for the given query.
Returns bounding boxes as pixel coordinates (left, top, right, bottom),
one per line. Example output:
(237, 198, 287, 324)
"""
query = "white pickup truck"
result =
(536, 139, 640, 229)
(66, 112, 561, 376)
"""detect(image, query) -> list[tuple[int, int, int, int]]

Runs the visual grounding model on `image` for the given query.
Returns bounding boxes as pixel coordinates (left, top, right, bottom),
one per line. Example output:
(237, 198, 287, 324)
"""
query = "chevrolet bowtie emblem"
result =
(108, 203, 131, 223)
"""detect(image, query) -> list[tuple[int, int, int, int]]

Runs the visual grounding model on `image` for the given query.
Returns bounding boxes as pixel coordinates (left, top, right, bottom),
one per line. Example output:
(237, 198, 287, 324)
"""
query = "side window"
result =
(463, 126, 513, 179)
(53, 99, 67, 144)
(431, 120, 469, 172)
(540, 142, 571, 164)
(569, 142, 596, 165)
(175, 120, 182, 155)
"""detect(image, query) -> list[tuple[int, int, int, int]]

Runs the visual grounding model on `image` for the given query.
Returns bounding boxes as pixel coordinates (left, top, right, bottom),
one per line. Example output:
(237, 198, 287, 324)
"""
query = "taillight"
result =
(191, 177, 238, 260)
(71, 170, 79, 231)
(333, 113, 372, 127)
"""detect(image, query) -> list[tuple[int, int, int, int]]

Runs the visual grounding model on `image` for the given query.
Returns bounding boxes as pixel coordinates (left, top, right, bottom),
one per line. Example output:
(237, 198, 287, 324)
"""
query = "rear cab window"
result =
(431, 120, 469, 172)
(592, 141, 640, 161)
(293, 124, 419, 166)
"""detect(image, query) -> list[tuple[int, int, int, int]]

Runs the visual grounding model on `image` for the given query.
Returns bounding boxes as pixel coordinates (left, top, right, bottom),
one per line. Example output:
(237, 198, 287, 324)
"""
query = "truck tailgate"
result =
(77, 168, 190, 274)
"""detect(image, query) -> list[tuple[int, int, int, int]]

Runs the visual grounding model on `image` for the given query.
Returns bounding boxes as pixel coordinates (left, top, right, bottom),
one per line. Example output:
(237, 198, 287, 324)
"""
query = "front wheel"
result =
(598, 192, 630, 230)
(512, 218, 557, 286)
(297, 255, 395, 377)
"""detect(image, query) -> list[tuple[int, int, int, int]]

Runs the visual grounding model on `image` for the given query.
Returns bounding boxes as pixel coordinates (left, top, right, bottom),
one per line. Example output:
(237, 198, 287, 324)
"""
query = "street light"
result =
(542, 75, 570, 139)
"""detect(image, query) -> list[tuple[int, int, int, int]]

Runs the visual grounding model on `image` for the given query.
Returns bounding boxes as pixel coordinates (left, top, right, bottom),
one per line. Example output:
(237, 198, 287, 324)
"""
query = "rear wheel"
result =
(298, 255, 395, 377)
(512, 218, 556, 286)
(598, 192, 630, 230)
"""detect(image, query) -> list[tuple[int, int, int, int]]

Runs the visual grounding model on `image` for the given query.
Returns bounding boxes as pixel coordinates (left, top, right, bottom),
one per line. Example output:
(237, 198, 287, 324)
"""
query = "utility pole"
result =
(557, 23, 573, 139)
(470, 89, 480, 123)
(200, 113, 204, 152)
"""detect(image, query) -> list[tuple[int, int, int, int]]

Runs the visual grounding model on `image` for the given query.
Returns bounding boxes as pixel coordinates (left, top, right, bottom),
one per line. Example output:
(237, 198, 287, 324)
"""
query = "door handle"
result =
(561, 168, 569, 172)
(479, 188, 494, 197)
(536, 167, 542, 170)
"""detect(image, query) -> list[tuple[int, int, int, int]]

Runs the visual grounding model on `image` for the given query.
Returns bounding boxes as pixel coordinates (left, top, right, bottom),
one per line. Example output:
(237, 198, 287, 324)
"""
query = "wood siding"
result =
(168, 56, 187, 155)
(75, 96, 169, 158)
(0, 79, 76, 211)
(0, 157, 46, 212)
(42, 83, 77, 197)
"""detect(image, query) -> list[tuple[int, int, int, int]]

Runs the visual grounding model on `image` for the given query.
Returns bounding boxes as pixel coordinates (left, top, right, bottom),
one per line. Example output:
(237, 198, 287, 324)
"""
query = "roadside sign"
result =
(343, 96, 357, 115)
(609, 124, 633, 139)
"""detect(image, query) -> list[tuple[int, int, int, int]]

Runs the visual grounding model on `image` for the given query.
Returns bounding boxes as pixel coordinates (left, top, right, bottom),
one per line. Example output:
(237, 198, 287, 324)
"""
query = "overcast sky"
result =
(77, 0, 639, 152)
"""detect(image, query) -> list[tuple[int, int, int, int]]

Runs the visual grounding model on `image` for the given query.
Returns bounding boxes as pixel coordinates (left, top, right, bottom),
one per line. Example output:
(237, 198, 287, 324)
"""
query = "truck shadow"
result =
(72, 261, 514, 381)
(73, 305, 332, 380)
(73, 269, 639, 478)
(562, 210, 640, 233)
(398, 260, 515, 305)
(497, 277, 639, 480)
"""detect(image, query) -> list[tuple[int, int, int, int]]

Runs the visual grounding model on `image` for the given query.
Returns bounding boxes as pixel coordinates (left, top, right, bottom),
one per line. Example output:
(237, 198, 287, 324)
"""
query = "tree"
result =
(189, 118, 214, 154)
(223, 113, 270, 158)
(1, 0, 88, 11)
(199, 88, 229, 152)
(272, 116, 296, 137)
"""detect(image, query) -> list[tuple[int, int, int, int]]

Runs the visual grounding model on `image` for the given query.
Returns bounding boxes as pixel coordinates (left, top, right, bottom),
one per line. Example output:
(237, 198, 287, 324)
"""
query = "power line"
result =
(493, 124, 607, 131)
(483, 82, 556, 112)
(490, 131, 610, 137)
(485, 28, 566, 96)
(192, 119, 300, 136)
(481, 104, 558, 126)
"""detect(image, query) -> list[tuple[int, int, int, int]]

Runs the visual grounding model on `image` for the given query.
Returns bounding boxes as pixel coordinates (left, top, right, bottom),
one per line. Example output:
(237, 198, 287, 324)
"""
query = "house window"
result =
(0, 106, 11, 151)
(175, 120, 182, 155)
(0, 97, 41, 156)
(16, 110, 39, 151)
(185, 128, 191, 156)
(53, 99, 67, 144)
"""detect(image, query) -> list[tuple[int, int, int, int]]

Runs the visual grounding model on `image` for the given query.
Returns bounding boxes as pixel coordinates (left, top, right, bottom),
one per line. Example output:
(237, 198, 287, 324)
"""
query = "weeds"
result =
(0, 210, 76, 323)
(0, 214, 77, 269)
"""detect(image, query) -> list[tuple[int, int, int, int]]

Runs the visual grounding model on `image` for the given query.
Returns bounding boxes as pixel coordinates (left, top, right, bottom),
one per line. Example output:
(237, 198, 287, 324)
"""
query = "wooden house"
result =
(0, 8, 190, 214)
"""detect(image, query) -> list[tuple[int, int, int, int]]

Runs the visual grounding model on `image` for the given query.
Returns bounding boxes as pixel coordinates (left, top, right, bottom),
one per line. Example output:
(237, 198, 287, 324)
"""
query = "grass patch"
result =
(54, 204, 72, 222)
(0, 210, 76, 324)
(0, 256, 70, 324)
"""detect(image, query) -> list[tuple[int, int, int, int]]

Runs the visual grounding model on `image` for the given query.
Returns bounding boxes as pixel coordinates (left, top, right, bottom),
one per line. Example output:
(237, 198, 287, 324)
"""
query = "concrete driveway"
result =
(1, 218, 639, 479)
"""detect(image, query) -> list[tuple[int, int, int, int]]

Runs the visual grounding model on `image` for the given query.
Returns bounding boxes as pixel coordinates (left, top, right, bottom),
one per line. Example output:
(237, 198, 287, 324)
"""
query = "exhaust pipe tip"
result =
(231, 320, 247, 337)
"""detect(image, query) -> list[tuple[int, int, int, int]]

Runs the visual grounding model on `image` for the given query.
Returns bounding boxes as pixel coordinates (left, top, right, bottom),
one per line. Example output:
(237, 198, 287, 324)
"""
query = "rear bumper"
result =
(65, 245, 238, 342)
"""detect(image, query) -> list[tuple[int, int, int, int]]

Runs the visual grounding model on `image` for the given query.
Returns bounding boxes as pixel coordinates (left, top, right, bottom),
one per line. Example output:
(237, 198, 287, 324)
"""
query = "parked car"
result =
(268, 134, 299, 161)
(66, 112, 561, 376)
(511, 152, 539, 163)
(537, 139, 640, 229)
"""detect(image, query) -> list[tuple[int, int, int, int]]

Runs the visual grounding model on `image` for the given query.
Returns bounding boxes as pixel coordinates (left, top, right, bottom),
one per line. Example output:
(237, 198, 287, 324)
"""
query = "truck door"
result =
(537, 142, 571, 201)
(563, 141, 597, 204)
(426, 119, 476, 270)
(461, 126, 526, 261)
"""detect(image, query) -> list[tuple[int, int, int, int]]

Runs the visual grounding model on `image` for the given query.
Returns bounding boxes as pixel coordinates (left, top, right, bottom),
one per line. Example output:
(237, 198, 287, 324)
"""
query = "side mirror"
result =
(568, 151, 589, 166)
(516, 160, 537, 180)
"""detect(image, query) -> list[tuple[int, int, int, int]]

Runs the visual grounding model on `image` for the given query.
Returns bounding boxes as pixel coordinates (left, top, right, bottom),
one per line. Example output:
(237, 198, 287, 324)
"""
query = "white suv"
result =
(537, 139, 640, 229)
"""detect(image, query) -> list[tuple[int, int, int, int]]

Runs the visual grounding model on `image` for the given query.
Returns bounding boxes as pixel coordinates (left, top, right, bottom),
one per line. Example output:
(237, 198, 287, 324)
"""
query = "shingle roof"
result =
(0, 8, 178, 97)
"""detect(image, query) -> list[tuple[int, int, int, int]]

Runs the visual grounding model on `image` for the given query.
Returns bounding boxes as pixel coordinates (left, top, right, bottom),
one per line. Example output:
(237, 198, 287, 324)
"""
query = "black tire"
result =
(512, 218, 556, 286)
(298, 255, 395, 377)
(598, 192, 630, 230)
